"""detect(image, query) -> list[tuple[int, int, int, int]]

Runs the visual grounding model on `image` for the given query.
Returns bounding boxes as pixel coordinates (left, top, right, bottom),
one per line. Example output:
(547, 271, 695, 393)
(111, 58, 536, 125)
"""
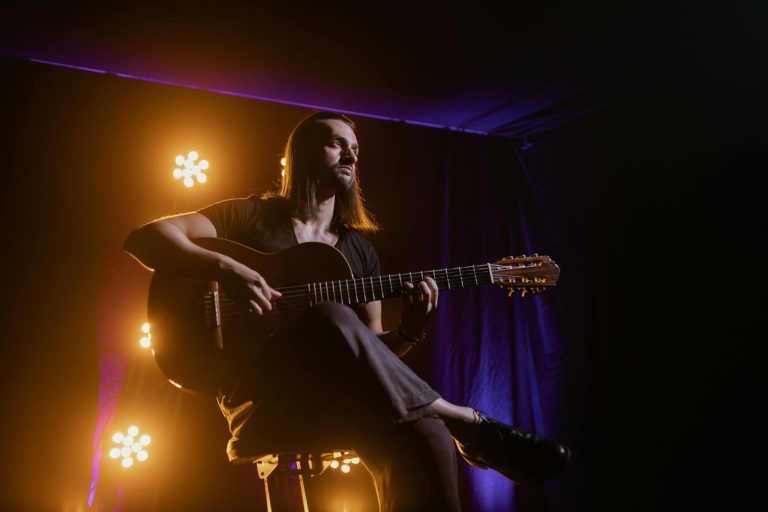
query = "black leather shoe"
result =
(453, 412, 571, 484)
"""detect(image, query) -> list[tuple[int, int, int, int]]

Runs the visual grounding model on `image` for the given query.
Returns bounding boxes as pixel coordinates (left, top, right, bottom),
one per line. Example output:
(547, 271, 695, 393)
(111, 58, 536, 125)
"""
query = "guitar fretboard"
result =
(278, 264, 495, 308)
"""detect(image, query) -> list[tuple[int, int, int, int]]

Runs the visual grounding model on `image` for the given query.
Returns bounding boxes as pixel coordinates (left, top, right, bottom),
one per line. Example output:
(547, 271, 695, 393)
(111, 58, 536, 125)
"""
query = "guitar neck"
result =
(278, 264, 496, 307)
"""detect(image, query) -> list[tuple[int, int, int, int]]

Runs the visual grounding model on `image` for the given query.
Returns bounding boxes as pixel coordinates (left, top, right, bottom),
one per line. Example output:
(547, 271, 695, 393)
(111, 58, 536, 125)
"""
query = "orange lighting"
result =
(173, 151, 209, 187)
(139, 322, 152, 349)
(109, 425, 151, 469)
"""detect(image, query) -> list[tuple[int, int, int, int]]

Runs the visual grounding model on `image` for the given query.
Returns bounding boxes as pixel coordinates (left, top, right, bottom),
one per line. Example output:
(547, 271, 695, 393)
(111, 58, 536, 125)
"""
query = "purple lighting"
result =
(24, 57, 489, 135)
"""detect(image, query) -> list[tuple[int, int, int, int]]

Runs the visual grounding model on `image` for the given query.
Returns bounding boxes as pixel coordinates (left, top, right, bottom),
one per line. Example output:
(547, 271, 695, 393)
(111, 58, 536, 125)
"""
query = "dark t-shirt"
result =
(198, 195, 380, 278)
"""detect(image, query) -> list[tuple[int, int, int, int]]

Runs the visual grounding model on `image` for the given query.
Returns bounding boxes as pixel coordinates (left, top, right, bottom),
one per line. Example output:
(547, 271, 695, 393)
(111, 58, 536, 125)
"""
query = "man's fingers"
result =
(248, 300, 263, 316)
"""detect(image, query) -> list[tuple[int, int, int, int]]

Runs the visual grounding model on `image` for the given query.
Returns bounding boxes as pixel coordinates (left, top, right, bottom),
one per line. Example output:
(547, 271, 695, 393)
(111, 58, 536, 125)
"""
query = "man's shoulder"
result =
(340, 228, 379, 257)
(200, 194, 286, 215)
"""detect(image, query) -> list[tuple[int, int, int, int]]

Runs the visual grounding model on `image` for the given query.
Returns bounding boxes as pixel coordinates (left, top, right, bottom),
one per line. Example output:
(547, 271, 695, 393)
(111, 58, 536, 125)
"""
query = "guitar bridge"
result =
(203, 290, 222, 328)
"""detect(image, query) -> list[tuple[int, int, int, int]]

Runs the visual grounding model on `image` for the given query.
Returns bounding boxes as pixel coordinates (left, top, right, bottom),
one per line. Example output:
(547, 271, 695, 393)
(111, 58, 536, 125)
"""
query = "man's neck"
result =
(292, 193, 338, 244)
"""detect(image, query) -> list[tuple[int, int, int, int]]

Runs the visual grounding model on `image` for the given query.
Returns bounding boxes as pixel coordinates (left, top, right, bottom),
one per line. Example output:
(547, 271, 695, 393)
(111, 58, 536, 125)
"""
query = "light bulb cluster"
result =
(139, 322, 151, 349)
(108, 425, 151, 469)
(173, 151, 209, 187)
(328, 454, 361, 474)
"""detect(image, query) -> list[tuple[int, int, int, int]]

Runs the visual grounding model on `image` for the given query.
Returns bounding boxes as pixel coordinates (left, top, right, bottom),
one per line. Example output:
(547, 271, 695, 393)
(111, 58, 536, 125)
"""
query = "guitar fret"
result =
(346, 279, 352, 305)
(378, 275, 383, 300)
(459, 267, 464, 287)
(443, 269, 450, 289)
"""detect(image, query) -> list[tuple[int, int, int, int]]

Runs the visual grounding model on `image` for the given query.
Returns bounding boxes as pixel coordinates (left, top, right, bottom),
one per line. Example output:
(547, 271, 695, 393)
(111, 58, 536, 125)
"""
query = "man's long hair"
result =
(265, 111, 379, 233)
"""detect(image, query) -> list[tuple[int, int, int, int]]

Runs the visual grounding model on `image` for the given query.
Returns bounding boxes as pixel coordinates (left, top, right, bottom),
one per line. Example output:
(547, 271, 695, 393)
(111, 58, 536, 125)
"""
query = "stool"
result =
(244, 450, 360, 512)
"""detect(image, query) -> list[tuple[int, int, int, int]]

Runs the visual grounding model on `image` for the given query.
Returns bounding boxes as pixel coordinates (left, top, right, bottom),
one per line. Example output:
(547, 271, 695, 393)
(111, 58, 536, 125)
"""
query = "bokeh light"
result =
(139, 322, 151, 349)
(173, 151, 209, 187)
(108, 425, 151, 469)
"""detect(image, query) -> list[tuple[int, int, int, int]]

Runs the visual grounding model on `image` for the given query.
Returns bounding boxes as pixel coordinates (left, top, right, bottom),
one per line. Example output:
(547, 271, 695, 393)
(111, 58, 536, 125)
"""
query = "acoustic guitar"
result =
(147, 237, 560, 395)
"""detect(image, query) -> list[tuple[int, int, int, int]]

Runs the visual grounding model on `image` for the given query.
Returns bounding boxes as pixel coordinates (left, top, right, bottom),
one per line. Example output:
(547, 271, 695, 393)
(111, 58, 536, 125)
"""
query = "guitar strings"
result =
(200, 264, 553, 320)
(250, 263, 540, 296)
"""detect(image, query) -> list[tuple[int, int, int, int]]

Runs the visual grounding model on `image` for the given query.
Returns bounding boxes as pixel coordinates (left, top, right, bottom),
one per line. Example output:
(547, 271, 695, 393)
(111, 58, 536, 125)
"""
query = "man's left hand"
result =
(401, 276, 439, 336)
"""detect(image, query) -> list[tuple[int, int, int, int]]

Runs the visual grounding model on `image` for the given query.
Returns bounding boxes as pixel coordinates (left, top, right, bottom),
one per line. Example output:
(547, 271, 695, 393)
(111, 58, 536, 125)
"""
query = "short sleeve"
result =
(198, 196, 259, 243)
(340, 231, 381, 278)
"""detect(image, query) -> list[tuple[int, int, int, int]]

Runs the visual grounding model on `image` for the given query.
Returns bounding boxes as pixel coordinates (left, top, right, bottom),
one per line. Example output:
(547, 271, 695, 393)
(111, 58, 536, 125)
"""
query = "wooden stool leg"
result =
(264, 464, 307, 512)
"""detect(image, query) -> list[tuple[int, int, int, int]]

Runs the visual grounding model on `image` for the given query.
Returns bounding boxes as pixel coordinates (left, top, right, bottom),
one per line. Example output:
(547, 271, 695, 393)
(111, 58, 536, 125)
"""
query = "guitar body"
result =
(148, 238, 355, 395)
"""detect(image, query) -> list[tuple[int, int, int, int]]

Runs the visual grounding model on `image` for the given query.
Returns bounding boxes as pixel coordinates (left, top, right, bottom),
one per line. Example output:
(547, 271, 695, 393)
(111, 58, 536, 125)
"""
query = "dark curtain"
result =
(356, 123, 575, 511)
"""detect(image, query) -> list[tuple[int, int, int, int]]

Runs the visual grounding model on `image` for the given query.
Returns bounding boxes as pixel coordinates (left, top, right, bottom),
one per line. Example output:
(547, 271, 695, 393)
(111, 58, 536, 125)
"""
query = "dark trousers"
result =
(219, 303, 461, 511)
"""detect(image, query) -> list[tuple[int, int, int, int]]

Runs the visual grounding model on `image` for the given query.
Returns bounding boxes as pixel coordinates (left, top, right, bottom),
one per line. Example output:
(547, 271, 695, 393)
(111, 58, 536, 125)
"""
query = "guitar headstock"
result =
(491, 254, 560, 297)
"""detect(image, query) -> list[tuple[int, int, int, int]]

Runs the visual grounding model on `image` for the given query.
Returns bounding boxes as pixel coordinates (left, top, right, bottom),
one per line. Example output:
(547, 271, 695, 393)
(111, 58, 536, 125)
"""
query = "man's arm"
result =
(124, 212, 281, 315)
(125, 212, 223, 277)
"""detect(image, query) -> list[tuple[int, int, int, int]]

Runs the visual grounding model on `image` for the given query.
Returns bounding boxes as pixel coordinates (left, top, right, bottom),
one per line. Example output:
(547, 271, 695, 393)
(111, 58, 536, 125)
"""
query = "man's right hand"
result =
(219, 258, 282, 316)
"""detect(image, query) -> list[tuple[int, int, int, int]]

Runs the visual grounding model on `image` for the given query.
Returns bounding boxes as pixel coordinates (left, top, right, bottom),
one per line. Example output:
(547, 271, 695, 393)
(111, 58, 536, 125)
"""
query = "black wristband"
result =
(398, 324, 427, 344)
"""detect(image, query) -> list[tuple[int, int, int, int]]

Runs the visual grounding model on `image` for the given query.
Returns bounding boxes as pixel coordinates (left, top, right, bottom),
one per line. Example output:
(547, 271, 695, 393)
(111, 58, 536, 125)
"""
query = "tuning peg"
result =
(507, 288, 515, 297)
(520, 288, 528, 297)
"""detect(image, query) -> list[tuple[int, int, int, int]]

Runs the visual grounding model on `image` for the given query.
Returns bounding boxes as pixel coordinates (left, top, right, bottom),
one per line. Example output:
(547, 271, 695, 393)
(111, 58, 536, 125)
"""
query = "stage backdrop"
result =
(2, 50, 764, 512)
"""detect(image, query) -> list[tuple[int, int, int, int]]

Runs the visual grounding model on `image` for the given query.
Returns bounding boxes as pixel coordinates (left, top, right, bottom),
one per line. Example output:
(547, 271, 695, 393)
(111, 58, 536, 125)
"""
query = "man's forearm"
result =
(123, 221, 231, 279)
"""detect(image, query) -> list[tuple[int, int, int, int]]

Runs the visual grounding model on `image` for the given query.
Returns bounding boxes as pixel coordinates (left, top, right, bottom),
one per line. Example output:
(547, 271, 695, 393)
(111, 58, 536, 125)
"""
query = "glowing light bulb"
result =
(330, 460, 339, 469)
(141, 323, 150, 334)
(341, 464, 351, 473)
(111, 425, 150, 468)
(280, 157, 286, 167)
(174, 152, 209, 187)
(140, 336, 151, 349)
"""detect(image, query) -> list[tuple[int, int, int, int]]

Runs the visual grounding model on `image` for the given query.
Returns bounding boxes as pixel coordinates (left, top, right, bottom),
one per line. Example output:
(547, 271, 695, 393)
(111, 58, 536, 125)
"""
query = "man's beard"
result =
(319, 168, 354, 193)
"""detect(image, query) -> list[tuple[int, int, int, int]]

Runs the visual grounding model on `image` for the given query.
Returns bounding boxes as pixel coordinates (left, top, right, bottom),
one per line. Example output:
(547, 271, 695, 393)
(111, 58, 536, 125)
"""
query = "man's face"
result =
(310, 119, 359, 193)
